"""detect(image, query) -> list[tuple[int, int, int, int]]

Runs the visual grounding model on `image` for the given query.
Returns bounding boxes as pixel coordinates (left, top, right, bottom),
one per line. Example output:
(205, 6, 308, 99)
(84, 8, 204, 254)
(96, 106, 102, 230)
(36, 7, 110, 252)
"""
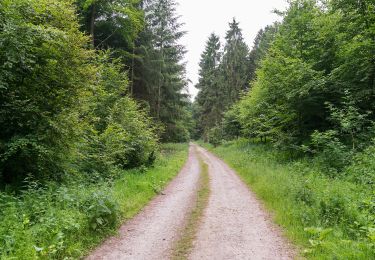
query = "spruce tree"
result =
(221, 19, 251, 106)
(195, 33, 223, 139)
(132, 0, 190, 141)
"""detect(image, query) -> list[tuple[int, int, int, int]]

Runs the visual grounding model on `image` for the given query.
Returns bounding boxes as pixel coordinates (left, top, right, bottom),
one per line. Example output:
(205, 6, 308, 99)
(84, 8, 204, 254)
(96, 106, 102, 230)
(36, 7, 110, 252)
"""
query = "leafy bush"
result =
(310, 130, 352, 174)
(0, 1, 159, 186)
(84, 190, 120, 232)
(345, 142, 375, 186)
(0, 0, 93, 184)
(0, 179, 120, 258)
(207, 125, 223, 147)
(77, 56, 158, 177)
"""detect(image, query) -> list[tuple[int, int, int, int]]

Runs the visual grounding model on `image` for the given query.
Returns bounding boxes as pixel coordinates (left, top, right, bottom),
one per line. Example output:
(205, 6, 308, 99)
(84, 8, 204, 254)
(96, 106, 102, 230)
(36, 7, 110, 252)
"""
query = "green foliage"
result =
(76, 0, 144, 48)
(194, 33, 223, 139)
(85, 190, 120, 231)
(0, 0, 93, 184)
(101, 97, 157, 168)
(311, 131, 350, 173)
(203, 140, 375, 259)
(345, 141, 375, 186)
(194, 20, 251, 140)
(221, 19, 252, 103)
(233, 0, 375, 156)
(248, 23, 279, 81)
(0, 143, 188, 259)
(132, 0, 192, 142)
(0, 1, 159, 185)
(221, 105, 242, 140)
(207, 125, 223, 147)
(0, 180, 120, 258)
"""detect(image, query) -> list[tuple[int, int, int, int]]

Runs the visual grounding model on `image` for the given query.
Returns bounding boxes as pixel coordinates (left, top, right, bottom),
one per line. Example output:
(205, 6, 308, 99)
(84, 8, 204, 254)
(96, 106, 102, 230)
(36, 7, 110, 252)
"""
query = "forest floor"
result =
(87, 144, 296, 260)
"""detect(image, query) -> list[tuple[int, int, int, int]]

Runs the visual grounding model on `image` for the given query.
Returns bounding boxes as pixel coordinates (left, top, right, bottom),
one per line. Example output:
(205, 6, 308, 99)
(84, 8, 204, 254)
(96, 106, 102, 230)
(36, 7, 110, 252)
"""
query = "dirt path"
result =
(190, 146, 295, 260)
(87, 144, 296, 259)
(87, 145, 201, 260)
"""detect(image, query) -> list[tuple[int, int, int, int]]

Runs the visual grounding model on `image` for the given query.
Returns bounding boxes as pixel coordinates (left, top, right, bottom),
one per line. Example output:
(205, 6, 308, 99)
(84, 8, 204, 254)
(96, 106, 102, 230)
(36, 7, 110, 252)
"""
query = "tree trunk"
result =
(131, 44, 135, 96)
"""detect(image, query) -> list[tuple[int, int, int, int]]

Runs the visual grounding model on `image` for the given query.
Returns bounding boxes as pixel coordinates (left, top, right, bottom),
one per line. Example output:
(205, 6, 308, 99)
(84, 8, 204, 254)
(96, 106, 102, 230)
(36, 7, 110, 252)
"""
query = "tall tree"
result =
(221, 19, 251, 105)
(0, 0, 93, 183)
(194, 20, 251, 140)
(132, 0, 190, 141)
(248, 23, 279, 82)
(195, 33, 223, 139)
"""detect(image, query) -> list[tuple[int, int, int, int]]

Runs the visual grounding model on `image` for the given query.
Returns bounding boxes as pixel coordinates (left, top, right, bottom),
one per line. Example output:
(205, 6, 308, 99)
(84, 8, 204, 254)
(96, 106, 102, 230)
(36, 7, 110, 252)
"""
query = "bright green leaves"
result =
(234, 0, 374, 152)
(0, 0, 158, 185)
(0, 0, 93, 183)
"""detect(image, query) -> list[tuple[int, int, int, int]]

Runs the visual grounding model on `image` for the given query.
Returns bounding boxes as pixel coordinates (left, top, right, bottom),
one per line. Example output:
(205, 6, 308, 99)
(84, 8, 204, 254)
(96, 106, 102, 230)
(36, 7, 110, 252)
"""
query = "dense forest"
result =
(0, 0, 191, 258)
(195, 0, 375, 177)
(0, 0, 374, 258)
(194, 0, 374, 258)
(0, 0, 192, 187)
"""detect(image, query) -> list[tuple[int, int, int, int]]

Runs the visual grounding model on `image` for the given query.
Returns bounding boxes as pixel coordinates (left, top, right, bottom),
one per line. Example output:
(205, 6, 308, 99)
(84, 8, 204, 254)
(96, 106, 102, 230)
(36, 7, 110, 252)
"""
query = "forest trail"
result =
(87, 145, 201, 260)
(87, 144, 296, 260)
(190, 146, 296, 259)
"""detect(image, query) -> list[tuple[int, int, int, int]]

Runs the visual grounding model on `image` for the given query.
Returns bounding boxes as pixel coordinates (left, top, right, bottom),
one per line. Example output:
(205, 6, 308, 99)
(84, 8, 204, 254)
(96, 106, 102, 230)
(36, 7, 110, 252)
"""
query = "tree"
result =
(76, 0, 144, 49)
(132, 0, 191, 142)
(194, 20, 251, 141)
(0, 0, 159, 185)
(221, 18, 251, 105)
(235, 0, 374, 153)
(194, 33, 223, 140)
(248, 23, 279, 82)
(0, 0, 94, 184)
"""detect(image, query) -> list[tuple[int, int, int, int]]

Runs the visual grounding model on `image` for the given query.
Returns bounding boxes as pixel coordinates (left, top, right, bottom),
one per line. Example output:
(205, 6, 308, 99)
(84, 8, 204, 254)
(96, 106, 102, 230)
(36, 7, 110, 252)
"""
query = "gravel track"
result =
(189, 146, 295, 260)
(87, 145, 200, 260)
(87, 144, 296, 260)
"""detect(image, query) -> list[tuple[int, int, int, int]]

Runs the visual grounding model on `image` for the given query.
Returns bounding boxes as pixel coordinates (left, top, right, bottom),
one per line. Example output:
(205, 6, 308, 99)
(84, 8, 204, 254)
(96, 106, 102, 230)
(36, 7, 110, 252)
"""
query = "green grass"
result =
(199, 139, 374, 260)
(171, 153, 210, 259)
(0, 143, 189, 259)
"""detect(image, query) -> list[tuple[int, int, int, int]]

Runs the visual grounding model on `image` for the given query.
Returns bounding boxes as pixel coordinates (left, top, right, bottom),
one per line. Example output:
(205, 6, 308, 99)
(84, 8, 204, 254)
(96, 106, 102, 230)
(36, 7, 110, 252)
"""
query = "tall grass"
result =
(201, 140, 374, 259)
(0, 143, 189, 259)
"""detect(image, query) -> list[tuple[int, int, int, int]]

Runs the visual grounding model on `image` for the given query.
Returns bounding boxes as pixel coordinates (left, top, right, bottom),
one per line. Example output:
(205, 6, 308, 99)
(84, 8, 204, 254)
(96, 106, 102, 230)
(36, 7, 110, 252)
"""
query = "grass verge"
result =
(199, 140, 374, 260)
(171, 152, 210, 260)
(0, 143, 189, 259)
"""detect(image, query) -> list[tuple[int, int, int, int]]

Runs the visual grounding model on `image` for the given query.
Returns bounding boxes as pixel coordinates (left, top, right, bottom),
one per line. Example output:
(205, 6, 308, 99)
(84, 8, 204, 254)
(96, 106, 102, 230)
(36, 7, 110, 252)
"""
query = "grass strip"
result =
(171, 153, 210, 260)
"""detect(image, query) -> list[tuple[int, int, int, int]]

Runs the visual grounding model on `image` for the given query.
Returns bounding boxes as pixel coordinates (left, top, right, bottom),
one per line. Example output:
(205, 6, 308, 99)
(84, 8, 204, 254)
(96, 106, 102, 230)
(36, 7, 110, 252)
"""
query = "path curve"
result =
(87, 145, 200, 260)
(190, 146, 296, 260)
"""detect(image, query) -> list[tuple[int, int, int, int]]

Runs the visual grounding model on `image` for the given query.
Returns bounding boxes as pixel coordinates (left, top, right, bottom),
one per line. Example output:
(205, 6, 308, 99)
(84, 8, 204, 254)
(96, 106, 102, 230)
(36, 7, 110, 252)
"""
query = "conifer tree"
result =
(195, 33, 223, 139)
(221, 19, 251, 105)
(132, 0, 190, 141)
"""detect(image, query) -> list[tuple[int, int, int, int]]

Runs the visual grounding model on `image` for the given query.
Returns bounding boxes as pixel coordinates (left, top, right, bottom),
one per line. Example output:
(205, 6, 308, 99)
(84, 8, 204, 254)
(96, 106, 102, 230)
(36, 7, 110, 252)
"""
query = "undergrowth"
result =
(0, 143, 188, 259)
(200, 139, 374, 259)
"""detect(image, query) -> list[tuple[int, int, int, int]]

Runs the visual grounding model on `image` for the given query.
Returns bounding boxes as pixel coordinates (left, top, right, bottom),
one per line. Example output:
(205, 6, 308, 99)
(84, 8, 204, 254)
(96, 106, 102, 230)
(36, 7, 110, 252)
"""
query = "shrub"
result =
(0, 0, 93, 184)
(207, 126, 223, 147)
(310, 130, 352, 175)
(84, 190, 120, 232)
(345, 142, 375, 186)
